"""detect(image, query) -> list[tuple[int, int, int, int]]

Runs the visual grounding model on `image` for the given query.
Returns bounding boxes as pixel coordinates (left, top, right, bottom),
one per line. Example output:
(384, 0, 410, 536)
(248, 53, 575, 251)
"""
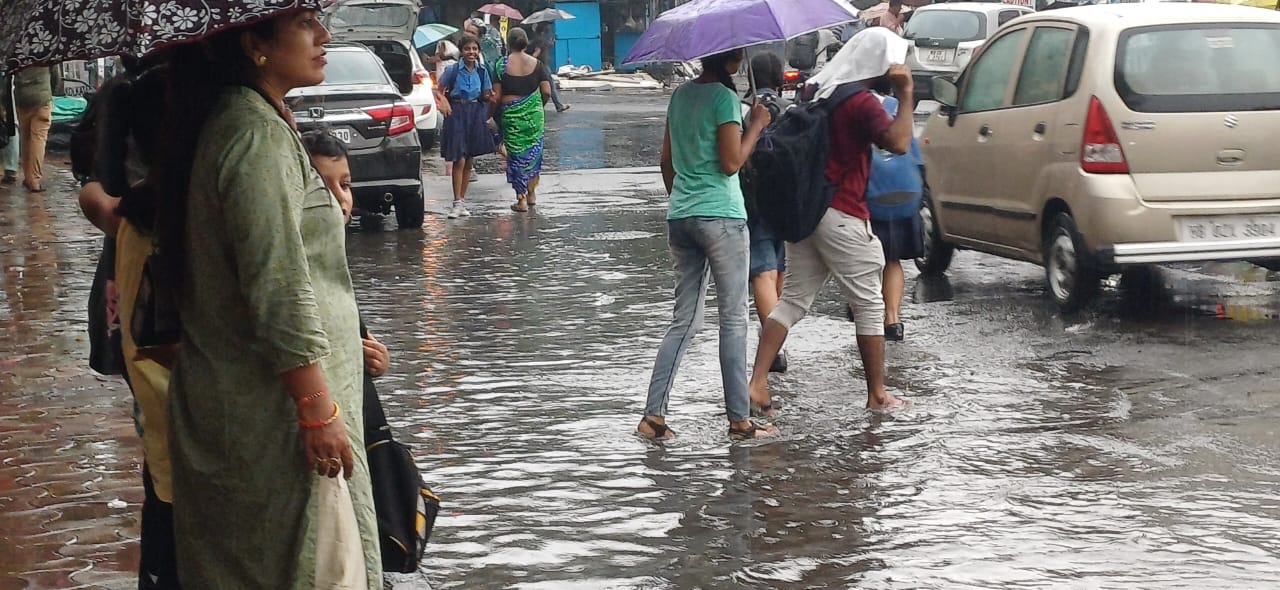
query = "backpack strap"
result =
(440, 63, 458, 94)
(820, 82, 865, 111)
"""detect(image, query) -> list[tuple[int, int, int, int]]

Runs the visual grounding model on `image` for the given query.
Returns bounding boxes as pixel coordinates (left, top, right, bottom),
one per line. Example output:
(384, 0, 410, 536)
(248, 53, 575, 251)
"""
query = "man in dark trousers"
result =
(0, 72, 17, 184)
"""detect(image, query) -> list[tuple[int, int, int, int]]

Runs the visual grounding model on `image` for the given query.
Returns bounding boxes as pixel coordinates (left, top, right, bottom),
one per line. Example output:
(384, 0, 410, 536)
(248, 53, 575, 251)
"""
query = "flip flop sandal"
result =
(510, 195, 529, 212)
(639, 417, 675, 440)
(729, 422, 771, 440)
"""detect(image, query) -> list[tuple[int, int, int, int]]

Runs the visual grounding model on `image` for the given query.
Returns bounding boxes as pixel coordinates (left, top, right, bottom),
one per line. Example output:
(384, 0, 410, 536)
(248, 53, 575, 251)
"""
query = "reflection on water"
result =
(348, 208, 1280, 588)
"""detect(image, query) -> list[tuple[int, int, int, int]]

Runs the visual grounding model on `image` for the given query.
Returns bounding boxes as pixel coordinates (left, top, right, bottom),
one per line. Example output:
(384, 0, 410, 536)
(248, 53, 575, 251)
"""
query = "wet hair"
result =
(301, 127, 349, 160)
(99, 64, 169, 233)
(507, 28, 529, 53)
(700, 49, 741, 92)
(750, 53, 784, 92)
(155, 17, 281, 292)
(458, 34, 481, 53)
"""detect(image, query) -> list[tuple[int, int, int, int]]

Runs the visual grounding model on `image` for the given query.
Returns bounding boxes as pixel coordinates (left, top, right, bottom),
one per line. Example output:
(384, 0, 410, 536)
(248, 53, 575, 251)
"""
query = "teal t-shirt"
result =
(666, 81, 746, 220)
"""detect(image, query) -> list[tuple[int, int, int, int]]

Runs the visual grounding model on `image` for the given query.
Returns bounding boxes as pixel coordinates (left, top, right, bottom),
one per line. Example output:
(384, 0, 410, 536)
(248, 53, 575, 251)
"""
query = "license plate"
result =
(782, 89, 796, 100)
(923, 49, 953, 64)
(330, 128, 352, 143)
(1177, 215, 1280, 242)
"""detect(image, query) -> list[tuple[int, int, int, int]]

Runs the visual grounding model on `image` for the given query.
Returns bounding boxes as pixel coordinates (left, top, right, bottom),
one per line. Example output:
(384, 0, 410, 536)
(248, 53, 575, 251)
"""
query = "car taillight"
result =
(364, 102, 416, 136)
(412, 68, 429, 85)
(422, 104, 432, 115)
(783, 70, 801, 82)
(1081, 96, 1129, 175)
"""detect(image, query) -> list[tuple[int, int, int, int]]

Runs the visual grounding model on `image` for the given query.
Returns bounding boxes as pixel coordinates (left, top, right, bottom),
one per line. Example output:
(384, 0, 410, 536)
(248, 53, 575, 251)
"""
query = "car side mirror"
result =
(932, 76, 960, 126)
(932, 76, 959, 108)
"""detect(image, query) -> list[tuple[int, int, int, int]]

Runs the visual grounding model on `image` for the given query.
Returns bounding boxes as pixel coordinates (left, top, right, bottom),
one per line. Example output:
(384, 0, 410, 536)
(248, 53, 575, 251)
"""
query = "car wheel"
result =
(418, 129, 437, 152)
(1043, 212, 1100, 312)
(395, 187, 425, 230)
(914, 188, 954, 275)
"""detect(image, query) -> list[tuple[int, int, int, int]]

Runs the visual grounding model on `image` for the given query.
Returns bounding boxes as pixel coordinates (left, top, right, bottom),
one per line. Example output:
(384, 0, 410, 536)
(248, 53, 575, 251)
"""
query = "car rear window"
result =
(322, 51, 389, 86)
(904, 11, 986, 43)
(1116, 24, 1280, 112)
(328, 5, 413, 28)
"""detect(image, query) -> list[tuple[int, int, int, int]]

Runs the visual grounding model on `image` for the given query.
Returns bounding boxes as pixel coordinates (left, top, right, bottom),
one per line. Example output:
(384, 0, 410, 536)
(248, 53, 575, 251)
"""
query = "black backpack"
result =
(362, 324, 440, 573)
(740, 91, 790, 220)
(748, 82, 865, 243)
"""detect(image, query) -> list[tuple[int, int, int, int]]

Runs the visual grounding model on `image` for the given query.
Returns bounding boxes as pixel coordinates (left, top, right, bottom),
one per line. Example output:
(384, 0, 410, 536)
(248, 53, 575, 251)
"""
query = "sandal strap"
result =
(643, 417, 670, 438)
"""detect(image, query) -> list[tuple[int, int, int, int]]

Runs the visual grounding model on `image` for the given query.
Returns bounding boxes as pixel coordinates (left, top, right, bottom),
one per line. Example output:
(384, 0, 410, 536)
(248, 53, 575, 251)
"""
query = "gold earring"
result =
(257, 55, 267, 66)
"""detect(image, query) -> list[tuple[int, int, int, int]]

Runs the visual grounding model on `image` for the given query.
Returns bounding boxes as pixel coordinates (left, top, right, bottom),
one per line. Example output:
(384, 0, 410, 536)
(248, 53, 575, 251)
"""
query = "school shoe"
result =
(769, 350, 788, 373)
(1, 171, 15, 185)
(885, 323, 904, 342)
(556, 104, 571, 113)
(447, 202, 470, 219)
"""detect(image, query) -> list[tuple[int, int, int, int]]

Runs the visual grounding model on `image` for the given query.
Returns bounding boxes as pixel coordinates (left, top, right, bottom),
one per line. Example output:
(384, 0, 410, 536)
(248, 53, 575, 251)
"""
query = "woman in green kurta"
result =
(157, 11, 380, 588)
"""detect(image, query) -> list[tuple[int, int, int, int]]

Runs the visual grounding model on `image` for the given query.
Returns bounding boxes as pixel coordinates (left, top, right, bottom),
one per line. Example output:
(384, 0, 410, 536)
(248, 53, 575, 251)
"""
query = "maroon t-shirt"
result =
(825, 91, 894, 220)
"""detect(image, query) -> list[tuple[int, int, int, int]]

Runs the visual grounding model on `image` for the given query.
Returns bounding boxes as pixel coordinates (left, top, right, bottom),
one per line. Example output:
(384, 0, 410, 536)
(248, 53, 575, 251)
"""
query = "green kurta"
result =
(169, 86, 381, 588)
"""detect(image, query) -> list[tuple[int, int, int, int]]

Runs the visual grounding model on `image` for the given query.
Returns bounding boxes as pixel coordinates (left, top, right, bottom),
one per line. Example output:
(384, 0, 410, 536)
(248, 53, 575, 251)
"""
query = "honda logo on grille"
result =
(1224, 114, 1239, 128)
(308, 106, 325, 119)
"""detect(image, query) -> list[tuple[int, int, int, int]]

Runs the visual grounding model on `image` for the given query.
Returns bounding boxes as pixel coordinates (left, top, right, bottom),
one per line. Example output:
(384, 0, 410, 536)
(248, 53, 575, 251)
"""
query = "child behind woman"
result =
(434, 34, 496, 219)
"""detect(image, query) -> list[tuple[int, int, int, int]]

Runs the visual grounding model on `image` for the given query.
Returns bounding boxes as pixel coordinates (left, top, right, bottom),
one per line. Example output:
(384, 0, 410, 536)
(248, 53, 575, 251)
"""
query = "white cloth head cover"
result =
(438, 40, 460, 60)
(809, 27, 910, 101)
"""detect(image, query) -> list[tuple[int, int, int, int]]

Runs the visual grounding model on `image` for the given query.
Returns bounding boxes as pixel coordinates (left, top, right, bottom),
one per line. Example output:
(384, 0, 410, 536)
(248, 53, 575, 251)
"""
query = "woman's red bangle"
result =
(298, 402, 340, 429)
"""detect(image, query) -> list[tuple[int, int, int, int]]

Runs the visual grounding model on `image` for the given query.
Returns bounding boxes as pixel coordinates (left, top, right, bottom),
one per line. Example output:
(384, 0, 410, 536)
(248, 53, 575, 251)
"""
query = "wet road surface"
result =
(4, 92, 1280, 589)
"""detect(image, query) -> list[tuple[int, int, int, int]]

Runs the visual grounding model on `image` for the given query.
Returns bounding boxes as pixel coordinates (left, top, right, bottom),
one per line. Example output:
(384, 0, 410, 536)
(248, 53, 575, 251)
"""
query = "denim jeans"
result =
(549, 74, 566, 110)
(646, 217, 751, 422)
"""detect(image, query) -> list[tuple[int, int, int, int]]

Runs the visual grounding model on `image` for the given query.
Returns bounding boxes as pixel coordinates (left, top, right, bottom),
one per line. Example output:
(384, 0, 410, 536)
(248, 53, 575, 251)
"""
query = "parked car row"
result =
(915, 3, 1280, 311)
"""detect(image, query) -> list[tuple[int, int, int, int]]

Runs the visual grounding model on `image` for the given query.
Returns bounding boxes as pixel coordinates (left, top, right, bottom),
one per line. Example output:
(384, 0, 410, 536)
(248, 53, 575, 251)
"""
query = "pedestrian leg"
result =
(18, 103, 50, 192)
(748, 232, 829, 407)
(700, 218, 768, 434)
(550, 75, 569, 112)
(818, 214, 904, 409)
(882, 259, 904, 326)
(639, 219, 709, 439)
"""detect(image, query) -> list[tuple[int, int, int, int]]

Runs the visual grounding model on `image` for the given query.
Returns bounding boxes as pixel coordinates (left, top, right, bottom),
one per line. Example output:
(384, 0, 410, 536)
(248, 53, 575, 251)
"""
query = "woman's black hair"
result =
(98, 63, 169, 233)
(155, 18, 279, 292)
(507, 28, 529, 53)
(458, 34, 481, 52)
(750, 52, 784, 92)
(300, 127, 348, 159)
(700, 49, 741, 92)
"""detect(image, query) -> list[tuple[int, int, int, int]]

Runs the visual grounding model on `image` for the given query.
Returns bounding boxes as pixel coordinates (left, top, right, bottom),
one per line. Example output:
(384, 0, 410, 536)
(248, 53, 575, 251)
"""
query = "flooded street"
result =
(4, 92, 1280, 589)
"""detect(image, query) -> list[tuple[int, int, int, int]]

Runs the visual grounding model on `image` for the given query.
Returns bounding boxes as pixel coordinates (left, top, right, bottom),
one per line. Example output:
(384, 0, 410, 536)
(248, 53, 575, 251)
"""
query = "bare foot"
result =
(729, 420, 780, 440)
(636, 416, 675, 440)
(867, 392, 911, 411)
(748, 379, 777, 417)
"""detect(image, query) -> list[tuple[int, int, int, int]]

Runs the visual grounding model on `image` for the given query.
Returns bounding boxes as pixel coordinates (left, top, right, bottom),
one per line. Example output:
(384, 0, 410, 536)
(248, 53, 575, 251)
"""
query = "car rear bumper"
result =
(1101, 239, 1280, 265)
(348, 133, 421, 212)
(1070, 172, 1280, 266)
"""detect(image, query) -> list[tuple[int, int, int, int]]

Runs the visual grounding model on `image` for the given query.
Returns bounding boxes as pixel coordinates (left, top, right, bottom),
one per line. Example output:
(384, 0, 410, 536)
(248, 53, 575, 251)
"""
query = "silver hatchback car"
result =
(919, 3, 1280, 311)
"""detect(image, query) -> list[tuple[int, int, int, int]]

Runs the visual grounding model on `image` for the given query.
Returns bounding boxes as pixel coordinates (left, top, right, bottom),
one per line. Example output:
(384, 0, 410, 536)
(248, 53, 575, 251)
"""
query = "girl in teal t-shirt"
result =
(637, 48, 778, 442)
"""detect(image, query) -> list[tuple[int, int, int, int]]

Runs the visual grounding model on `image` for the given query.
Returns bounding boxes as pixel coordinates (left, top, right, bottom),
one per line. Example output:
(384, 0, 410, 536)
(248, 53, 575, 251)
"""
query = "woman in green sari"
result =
(493, 28, 552, 212)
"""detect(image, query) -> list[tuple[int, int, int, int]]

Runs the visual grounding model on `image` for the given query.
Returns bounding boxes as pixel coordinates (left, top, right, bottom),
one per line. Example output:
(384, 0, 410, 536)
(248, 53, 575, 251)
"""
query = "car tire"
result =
(418, 129, 437, 152)
(1043, 212, 1101, 313)
(395, 187, 425, 230)
(914, 188, 954, 275)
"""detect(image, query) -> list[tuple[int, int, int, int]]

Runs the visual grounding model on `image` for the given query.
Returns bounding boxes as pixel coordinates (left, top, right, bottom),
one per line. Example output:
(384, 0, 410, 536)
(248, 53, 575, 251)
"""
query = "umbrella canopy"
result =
(413, 23, 458, 49)
(623, 0, 860, 65)
(476, 3, 524, 20)
(522, 8, 577, 25)
(0, 0, 325, 74)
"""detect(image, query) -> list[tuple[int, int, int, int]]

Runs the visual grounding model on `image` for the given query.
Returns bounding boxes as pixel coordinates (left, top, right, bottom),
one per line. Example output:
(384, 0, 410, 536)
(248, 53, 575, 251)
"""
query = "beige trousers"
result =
(771, 207, 887, 336)
(17, 103, 51, 188)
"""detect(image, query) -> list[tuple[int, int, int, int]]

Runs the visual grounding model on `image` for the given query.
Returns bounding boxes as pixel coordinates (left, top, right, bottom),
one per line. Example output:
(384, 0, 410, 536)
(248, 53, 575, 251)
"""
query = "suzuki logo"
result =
(308, 106, 325, 119)
(1224, 114, 1239, 128)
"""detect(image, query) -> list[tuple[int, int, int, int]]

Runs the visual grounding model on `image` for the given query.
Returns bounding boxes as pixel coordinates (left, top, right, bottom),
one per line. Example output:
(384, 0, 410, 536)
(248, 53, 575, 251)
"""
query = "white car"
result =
(325, 0, 441, 150)
(905, 2, 1034, 100)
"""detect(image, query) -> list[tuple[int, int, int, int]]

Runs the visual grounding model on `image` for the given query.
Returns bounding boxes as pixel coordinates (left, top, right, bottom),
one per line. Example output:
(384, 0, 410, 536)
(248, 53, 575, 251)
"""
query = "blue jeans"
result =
(646, 217, 751, 422)
(549, 74, 566, 110)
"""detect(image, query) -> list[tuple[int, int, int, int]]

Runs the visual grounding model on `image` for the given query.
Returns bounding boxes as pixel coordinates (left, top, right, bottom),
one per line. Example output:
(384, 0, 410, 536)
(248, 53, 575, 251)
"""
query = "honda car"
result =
(287, 43, 425, 229)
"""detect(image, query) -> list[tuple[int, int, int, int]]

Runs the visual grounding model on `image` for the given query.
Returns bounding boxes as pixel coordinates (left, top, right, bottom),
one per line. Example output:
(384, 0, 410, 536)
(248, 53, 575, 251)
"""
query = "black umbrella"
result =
(0, 0, 325, 73)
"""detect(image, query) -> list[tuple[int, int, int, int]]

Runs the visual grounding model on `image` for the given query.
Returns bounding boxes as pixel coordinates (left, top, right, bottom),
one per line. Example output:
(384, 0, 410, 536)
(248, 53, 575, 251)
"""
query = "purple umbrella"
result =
(623, 0, 860, 65)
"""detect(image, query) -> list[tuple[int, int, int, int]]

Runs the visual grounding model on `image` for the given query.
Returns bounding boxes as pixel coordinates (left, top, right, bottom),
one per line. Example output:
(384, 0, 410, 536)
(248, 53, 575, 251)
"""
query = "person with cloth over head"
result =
(748, 28, 915, 415)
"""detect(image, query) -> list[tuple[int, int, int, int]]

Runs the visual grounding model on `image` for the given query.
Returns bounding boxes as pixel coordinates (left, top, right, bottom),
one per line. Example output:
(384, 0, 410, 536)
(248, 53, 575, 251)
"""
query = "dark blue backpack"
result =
(748, 82, 865, 243)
